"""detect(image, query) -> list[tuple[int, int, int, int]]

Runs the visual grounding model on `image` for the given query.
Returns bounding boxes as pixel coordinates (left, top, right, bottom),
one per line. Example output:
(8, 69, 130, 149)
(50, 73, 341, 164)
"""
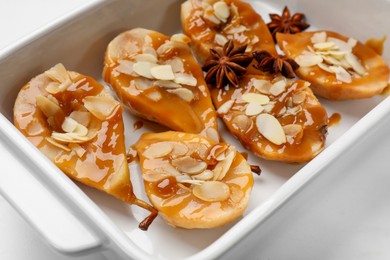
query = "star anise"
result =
(267, 6, 310, 41)
(202, 40, 253, 89)
(252, 50, 299, 78)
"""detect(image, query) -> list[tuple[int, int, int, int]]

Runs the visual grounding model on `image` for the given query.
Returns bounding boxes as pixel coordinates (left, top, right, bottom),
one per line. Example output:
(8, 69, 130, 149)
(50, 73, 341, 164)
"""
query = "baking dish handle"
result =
(0, 115, 103, 256)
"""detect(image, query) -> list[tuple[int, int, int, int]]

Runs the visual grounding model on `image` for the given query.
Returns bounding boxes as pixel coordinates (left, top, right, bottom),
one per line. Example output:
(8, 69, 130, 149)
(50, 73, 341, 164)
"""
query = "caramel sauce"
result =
(381, 84, 390, 96)
(329, 113, 342, 127)
(154, 176, 179, 197)
(241, 152, 248, 160)
(133, 120, 143, 131)
(365, 36, 387, 56)
(127, 145, 138, 164)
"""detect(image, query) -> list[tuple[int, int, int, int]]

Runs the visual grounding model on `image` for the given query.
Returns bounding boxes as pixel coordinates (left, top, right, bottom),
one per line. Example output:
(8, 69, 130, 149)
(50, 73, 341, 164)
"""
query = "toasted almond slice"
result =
(215, 33, 228, 46)
(347, 38, 357, 48)
(174, 73, 197, 86)
(344, 53, 366, 75)
(327, 37, 352, 52)
(295, 54, 323, 67)
(164, 57, 184, 73)
(153, 80, 181, 89)
(142, 46, 157, 58)
(68, 143, 86, 158)
(175, 174, 192, 183)
(270, 80, 287, 96)
(69, 111, 91, 127)
(206, 128, 219, 142)
(283, 124, 303, 137)
(311, 32, 327, 44)
(83, 96, 120, 121)
(213, 1, 230, 22)
(133, 53, 158, 63)
(231, 114, 252, 132)
(169, 142, 189, 156)
(73, 122, 88, 136)
(328, 50, 346, 59)
(46, 137, 71, 152)
(51, 132, 92, 144)
(44, 63, 70, 84)
(115, 60, 135, 76)
(171, 156, 207, 174)
(36, 95, 62, 118)
(62, 117, 78, 133)
(245, 102, 264, 116)
(171, 33, 191, 44)
(46, 94, 59, 106)
(143, 171, 169, 182)
(134, 77, 153, 90)
(45, 79, 73, 94)
(263, 101, 275, 113)
(329, 66, 352, 83)
(292, 91, 307, 104)
(133, 61, 156, 79)
(179, 179, 205, 185)
(192, 181, 230, 202)
(286, 106, 301, 116)
(213, 149, 235, 181)
(252, 79, 272, 94)
(167, 88, 194, 102)
(224, 25, 247, 34)
(203, 12, 221, 25)
(143, 142, 173, 159)
(313, 41, 335, 51)
(193, 170, 214, 180)
(242, 93, 270, 105)
(217, 100, 234, 115)
(150, 65, 175, 80)
(256, 114, 286, 145)
(317, 62, 334, 73)
(157, 41, 174, 56)
(321, 54, 342, 66)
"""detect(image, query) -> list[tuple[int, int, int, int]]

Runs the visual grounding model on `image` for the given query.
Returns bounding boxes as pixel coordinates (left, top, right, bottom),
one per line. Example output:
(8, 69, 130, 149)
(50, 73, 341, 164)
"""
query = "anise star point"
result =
(252, 50, 299, 78)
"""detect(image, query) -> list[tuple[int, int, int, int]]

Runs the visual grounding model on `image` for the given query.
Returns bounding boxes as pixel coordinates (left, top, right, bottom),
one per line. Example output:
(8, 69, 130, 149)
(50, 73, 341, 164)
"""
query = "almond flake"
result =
(170, 33, 191, 44)
(143, 171, 169, 183)
(263, 101, 275, 113)
(252, 79, 272, 94)
(133, 53, 158, 63)
(203, 13, 221, 25)
(175, 174, 192, 183)
(142, 46, 157, 58)
(321, 54, 342, 66)
(45, 63, 70, 83)
(134, 77, 153, 90)
(270, 80, 287, 96)
(115, 60, 135, 76)
(213, 1, 230, 22)
(231, 114, 252, 132)
(51, 132, 92, 144)
(62, 117, 78, 133)
(171, 156, 207, 174)
(215, 33, 228, 46)
(192, 181, 230, 202)
(36, 95, 62, 118)
(206, 128, 219, 142)
(169, 142, 189, 156)
(344, 53, 366, 75)
(242, 93, 270, 105)
(167, 88, 194, 102)
(83, 96, 120, 121)
(143, 142, 173, 159)
(347, 38, 357, 48)
(295, 54, 323, 67)
(69, 111, 91, 127)
(164, 57, 184, 73)
(225, 25, 247, 34)
(46, 137, 71, 152)
(283, 124, 303, 137)
(174, 73, 197, 86)
(329, 66, 352, 83)
(313, 41, 335, 51)
(150, 65, 175, 80)
(245, 102, 264, 116)
(327, 37, 352, 52)
(157, 41, 174, 56)
(133, 61, 156, 79)
(193, 170, 214, 181)
(217, 100, 234, 114)
(256, 114, 286, 145)
(311, 32, 327, 44)
(153, 80, 181, 89)
(292, 91, 307, 104)
(213, 149, 235, 181)
(146, 91, 162, 102)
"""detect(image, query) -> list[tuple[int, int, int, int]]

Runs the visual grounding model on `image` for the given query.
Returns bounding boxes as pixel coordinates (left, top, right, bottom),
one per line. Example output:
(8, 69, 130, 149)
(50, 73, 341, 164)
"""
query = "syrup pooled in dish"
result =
(181, 0, 277, 74)
(13, 64, 157, 230)
(277, 31, 390, 100)
(103, 28, 219, 142)
(211, 75, 328, 163)
(135, 131, 254, 229)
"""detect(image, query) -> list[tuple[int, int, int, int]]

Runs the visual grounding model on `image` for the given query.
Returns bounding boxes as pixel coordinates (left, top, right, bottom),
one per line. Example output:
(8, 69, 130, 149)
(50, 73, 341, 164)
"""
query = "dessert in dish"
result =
(181, 0, 276, 74)
(277, 31, 390, 100)
(103, 28, 219, 142)
(135, 131, 254, 229)
(13, 64, 157, 230)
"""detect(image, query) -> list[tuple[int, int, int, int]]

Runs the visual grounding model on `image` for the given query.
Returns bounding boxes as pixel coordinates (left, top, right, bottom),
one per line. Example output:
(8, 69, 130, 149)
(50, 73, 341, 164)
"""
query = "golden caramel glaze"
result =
(181, 0, 276, 74)
(277, 31, 390, 100)
(14, 65, 157, 230)
(135, 131, 254, 229)
(211, 75, 328, 163)
(103, 28, 219, 142)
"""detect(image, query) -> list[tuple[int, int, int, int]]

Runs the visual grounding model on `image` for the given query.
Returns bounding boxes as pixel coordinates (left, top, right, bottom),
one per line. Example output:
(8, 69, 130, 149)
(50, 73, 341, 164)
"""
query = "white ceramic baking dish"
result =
(0, 0, 389, 259)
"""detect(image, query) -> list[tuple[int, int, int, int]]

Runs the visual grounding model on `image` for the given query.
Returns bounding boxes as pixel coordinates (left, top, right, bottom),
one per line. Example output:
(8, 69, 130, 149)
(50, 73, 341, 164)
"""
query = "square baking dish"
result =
(0, 0, 389, 259)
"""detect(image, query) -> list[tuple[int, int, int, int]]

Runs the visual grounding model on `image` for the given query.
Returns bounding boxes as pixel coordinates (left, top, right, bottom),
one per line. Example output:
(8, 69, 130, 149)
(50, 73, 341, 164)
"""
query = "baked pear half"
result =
(181, 0, 276, 74)
(103, 28, 219, 142)
(211, 75, 328, 163)
(135, 131, 254, 229)
(14, 63, 157, 230)
(277, 31, 390, 100)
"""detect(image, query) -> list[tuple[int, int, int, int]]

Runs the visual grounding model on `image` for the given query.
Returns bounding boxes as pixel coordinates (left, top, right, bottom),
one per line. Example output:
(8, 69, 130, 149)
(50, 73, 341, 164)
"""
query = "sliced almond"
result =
(133, 61, 156, 79)
(245, 102, 264, 116)
(153, 80, 181, 89)
(46, 94, 59, 106)
(69, 111, 91, 127)
(313, 41, 335, 51)
(115, 60, 135, 76)
(263, 101, 275, 113)
(133, 53, 158, 63)
(143, 142, 173, 159)
(256, 114, 286, 145)
(203, 13, 221, 25)
(171, 33, 191, 44)
(143, 171, 169, 183)
(192, 181, 230, 202)
(242, 93, 270, 105)
(164, 57, 184, 73)
(68, 143, 86, 157)
(292, 91, 307, 104)
(175, 174, 192, 183)
(193, 170, 214, 181)
(169, 142, 189, 157)
(295, 54, 323, 67)
(231, 114, 252, 132)
(252, 79, 272, 94)
(329, 66, 352, 83)
(217, 100, 234, 115)
(213, 1, 230, 22)
(167, 88, 194, 102)
(46, 137, 71, 152)
(36, 95, 62, 118)
(344, 52, 366, 75)
(134, 77, 153, 90)
(347, 38, 357, 48)
(51, 132, 92, 144)
(213, 149, 235, 181)
(142, 46, 157, 58)
(157, 41, 174, 56)
(174, 73, 197, 86)
(215, 33, 228, 46)
(283, 124, 303, 143)
(45, 79, 72, 94)
(73, 122, 88, 136)
(171, 156, 207, 174)
(150, 65, 175, 80)
(311, 32, 327, 44)
(317, 62, 334, 73)
(61, 117, 78, 133)
(327, 37, 352, 52)
(146, 90, 162, 102)
(45, 63, 70, 83)
(270, 80, 287, 96)
(83, 96, 119, 121)
(206, 128, 219, 142)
